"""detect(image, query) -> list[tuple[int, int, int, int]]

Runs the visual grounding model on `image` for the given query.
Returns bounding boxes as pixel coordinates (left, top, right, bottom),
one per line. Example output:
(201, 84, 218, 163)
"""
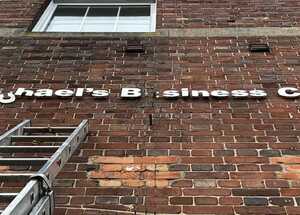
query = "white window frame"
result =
(33, 1, 157, 32)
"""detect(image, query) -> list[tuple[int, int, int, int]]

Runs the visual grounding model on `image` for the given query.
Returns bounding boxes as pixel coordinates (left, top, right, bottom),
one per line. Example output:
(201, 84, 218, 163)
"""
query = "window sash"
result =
(33, 1, 156, 32)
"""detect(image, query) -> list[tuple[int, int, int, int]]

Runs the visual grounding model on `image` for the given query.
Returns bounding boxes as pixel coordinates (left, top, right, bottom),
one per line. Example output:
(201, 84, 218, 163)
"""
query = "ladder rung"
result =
(10, 135, 69, 142)
(23, 127, 76, 134)
(0, 146, 59, 153)
(0, 158, 48, 166)
(0, 193, 18, 201)
(0, 173, 33, 181)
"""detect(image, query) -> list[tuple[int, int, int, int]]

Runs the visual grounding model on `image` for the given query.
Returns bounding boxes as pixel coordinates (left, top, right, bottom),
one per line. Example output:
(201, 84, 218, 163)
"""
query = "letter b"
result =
(121, 88, 142, 98)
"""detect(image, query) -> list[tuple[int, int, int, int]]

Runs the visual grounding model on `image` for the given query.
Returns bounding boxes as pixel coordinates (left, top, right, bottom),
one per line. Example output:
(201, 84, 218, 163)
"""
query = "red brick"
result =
(142, 171, 181, 179)
(218, 180, 241, 188)
(170, 197, 193, 205)
(90, 156, 134, 164)
(122, 179, 144, 187)
(183, 206, 234, 214)
(271, 157, 300, 164)
(183, 188, 231, 196)
(195, 197, 218, 205)
(145, 180, 169, 187)
(241, 180, 265, 188)
(102, 164, 122, 171)
(219, 197, 243, 205)
(89, 171, 139, 179)
(171, 180, 193, 187)
(235, 206, 286, 215)
(281, 188, 300, 196)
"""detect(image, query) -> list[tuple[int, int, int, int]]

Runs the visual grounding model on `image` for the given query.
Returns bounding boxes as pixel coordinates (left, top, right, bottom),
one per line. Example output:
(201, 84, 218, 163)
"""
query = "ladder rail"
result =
(38, 119, 88, 184)
(0, 120, 31, 145)
(1, 180, 42, 215)
(0, 119, 88, 215)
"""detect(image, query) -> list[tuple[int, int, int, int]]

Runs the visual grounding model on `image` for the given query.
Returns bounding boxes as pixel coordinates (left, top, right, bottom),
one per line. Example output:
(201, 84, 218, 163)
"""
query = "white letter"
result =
(34, 89, 53, 97)
(250, 90, 267, 98)
(278, 87, 300, 98)
(162, 90, 180, 98)
(121, 88, 141, 98)
(92, 90, 109, 98)
(191, 90, 210, 98)
(211, 90, 229, 98)
(0, 92, 16, 104)
(75, 88, 85, 97)
(14, 88, 33, 96)
(55, 89, 74, 97)
(231, 90, 249, 98)
(181, 88, 189, 97)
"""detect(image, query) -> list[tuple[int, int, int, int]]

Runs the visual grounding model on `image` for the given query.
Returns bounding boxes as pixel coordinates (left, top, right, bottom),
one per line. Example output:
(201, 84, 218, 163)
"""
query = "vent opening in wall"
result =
(248, 43, 271, 53)
(125, 40, 145, 53)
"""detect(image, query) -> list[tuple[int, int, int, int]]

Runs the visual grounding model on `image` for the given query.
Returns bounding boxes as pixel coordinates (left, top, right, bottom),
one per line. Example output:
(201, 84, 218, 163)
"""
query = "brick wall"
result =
(0, 36, 300, 214)
(1, 0, 300, 215)
(1, 0, 300, 29)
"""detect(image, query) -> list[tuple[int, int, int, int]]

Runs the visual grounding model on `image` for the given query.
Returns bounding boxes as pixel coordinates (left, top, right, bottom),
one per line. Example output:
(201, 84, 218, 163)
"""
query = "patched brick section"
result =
(0, 166, 9, 171)
(271, 156, 300, 180)
(89, 156, 180, 187)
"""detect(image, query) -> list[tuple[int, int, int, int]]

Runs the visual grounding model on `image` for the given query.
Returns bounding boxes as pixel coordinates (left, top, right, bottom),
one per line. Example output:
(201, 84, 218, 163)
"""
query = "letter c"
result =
(278, 87, 300, 98)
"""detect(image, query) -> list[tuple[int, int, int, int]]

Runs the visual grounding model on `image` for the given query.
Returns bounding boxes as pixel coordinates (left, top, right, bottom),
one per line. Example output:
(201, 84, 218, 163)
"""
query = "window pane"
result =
(53, 6, 87, 16)
(88, 6, 119, 16)
(82, 18, 117, 32)
(119, 6, 150, 16)
(47, 17, 83, 32)
(44, 5, 154, 32)
(46, 6, 87, 32)
(83, 6, 118, 32)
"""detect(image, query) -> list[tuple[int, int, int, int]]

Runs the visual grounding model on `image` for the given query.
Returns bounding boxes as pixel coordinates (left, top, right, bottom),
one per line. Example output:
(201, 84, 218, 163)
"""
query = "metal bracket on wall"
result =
(0, 119, 88, 215)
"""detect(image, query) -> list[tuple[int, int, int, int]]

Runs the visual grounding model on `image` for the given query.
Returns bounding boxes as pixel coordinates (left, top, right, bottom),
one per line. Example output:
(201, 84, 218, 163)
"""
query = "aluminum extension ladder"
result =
(0, 119, 88, 215)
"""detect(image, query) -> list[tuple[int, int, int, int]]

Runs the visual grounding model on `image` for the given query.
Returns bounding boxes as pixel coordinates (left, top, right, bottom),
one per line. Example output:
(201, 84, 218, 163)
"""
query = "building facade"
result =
(1, 0, 300, 214)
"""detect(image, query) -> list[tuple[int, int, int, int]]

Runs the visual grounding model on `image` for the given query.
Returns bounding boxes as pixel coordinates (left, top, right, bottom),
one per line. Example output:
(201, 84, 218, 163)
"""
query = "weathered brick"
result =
(241, 180, 265, 188)
(171, 180, 193, 187)
(142, 171, 181, 179)
(102, 164, 122, 171)
(170, 197, 193, 205)
(183, 206, 234, 214)
(120, 196, 143, 205)
(219, 197, 243, 205)
(90, 156, 134, 164)
(98, 180, 122, 187)
(191, 164, 213, 171)
(194, 179, 217, 188)
(183, 188, 231, 196)
(244, 197, 268, 206)
(232, 189, 280, 196)
(89, 171, 139, 179)
(122, 164, 144, 172)
(235, 206, 286, 215)
(269, 197, 294, 206)
(95, 196, 119, 204)
(145, 180, 169, 187)
(266, 180, 289, 188)
(169, 164, 190, 171)
(271, 157, 300, 164)
(195, 197, 218, 205)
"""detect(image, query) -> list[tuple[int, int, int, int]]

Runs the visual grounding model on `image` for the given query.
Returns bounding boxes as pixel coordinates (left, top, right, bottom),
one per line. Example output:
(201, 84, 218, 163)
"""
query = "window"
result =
(33, 0, 156, 32)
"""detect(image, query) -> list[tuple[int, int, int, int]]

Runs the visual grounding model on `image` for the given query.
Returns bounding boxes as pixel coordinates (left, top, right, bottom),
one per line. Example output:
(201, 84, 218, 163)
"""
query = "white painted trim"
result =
(32, 1, 57, 32)
(150, 3, 156, 32)
(79, 6, 90, 32)
(32, 1, 157, 32)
